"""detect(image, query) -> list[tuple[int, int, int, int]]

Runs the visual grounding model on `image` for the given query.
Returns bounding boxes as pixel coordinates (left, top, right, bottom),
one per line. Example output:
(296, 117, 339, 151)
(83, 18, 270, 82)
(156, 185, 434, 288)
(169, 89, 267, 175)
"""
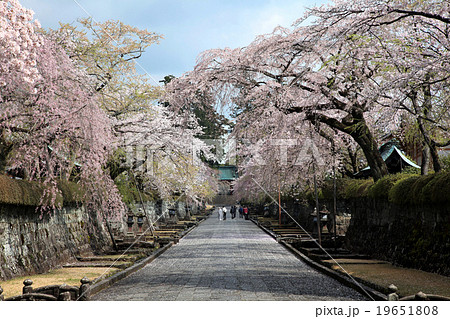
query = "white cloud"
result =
(18, 0, 329, 82)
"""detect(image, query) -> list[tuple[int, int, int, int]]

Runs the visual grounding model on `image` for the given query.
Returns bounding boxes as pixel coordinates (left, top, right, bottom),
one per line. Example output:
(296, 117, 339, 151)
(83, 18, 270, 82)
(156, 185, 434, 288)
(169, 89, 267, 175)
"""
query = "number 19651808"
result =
(377, 305, 438, 316)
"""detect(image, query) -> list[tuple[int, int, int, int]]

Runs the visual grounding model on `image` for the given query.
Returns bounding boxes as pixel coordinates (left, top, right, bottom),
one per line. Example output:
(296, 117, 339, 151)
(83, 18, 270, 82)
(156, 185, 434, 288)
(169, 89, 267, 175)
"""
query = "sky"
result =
(20, 0, 327, 85)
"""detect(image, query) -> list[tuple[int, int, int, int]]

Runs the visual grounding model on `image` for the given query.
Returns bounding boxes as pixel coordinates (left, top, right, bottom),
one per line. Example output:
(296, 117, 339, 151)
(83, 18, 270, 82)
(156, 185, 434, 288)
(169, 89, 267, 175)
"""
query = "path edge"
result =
(88, 216, 207, 298)
(88, 242, 174, 298)
(250, 218, 387, 301)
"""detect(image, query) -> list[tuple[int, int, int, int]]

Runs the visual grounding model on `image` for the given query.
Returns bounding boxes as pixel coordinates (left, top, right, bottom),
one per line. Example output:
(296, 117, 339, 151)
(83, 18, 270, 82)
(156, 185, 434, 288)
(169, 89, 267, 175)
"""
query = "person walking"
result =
(243, 207, 249, 220)
(233, 205, 237, 219)
(239, 206, 243, 218)
(218, 207, 223, 221)
(223, 206, 227, 220)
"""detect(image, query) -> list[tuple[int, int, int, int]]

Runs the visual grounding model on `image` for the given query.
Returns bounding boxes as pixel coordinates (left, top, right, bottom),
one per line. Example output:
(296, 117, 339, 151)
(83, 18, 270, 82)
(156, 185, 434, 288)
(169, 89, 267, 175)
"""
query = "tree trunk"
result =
(348, 146, 359, 174)
(417, 118, 442, 173)
(429, 141, 442, 173)
(307, 110, 388, 181)
(419, 76, 441, 173)
(0, 134, 13, 174)
(351, 130, 388, 181)
(421, 143, 430, 175)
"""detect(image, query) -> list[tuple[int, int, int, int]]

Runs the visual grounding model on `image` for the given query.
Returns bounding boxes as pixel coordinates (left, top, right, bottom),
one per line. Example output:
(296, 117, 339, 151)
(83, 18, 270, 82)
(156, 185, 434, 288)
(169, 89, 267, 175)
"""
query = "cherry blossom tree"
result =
(166, 23, 390, 181)
(229, 107, 336, 201)
(115, 104, 218, 202)
(305, 0, 450, 173)
(0, 0, 42, 92)
(1, 1, 123, 216)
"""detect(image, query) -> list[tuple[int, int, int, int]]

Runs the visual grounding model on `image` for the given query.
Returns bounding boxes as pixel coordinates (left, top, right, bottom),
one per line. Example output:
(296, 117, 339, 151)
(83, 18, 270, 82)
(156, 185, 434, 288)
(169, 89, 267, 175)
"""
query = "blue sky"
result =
(20, 0, 327, 85)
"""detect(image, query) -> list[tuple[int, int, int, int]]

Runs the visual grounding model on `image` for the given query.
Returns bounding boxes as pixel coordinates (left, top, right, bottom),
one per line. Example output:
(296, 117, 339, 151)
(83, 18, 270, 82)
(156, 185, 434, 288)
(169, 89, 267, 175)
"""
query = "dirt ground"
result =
(0, 267, 120, 299)
(330, 261, 450, 298)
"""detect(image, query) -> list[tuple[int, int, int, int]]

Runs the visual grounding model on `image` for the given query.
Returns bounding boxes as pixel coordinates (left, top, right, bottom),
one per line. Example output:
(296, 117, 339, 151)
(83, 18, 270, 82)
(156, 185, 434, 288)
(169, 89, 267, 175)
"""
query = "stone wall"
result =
(0, 203, 112, 281)
(344, 198, 450, 276)
(257, 194, 449, 276)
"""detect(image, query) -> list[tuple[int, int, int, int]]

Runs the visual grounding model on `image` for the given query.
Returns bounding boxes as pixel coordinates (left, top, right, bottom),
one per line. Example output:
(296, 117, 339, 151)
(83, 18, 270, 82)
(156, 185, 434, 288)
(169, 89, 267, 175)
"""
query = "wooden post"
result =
(313, 169, 321, 246)
(332, 142, 337, 251)
(310, 124, 321, 246)
(132, 172, 154, 237)
(278, 177, 281, 226)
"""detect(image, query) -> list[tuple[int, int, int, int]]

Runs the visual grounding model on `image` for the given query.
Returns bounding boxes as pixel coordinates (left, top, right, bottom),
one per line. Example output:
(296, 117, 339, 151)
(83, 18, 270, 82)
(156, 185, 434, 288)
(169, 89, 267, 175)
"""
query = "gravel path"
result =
(92, 213, 367, 301)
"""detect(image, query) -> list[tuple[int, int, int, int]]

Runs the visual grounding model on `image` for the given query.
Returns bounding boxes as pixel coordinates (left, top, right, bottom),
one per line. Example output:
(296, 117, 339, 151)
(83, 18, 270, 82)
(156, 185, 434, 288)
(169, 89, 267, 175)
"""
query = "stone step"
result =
(322, 259, 389, 265)
(76, 255, 139, 262)
(64, 261, 131, 269)
(309, 253, 372, 260)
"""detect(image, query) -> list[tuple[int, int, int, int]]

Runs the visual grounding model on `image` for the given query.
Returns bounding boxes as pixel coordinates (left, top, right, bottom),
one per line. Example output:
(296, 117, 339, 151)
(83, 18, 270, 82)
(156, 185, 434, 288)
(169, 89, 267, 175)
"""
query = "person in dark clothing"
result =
(231, 205, 236, 219)
(239, 206, 243, 218)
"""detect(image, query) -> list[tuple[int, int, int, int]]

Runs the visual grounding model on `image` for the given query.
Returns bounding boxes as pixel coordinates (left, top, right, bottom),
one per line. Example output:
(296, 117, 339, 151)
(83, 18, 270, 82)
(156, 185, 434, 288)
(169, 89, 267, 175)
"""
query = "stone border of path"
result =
(251, 219, 387, 301)
(88, 217, 207, 298)
(88, 242, 174, 297)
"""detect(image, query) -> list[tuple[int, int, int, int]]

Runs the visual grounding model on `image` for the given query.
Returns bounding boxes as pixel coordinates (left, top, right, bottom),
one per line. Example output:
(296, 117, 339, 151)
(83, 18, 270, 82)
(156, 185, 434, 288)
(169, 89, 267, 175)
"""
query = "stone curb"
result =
(88, 216, 206, 298)
(250, 217, 387, 301)
(178, 216, 207, 239)
(88, 242, 174, 297)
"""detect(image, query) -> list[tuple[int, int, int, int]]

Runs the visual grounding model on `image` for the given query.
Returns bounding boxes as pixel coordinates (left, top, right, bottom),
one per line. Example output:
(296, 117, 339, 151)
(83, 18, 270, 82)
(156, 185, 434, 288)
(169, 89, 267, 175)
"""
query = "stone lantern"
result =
(136, 209, 145, 234)
(127, 212, 135, 234)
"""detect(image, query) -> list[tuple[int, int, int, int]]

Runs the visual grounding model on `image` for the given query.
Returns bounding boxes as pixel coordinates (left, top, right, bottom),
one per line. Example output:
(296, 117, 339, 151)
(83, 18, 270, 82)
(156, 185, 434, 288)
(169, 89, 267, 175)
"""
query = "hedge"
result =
(390, 172, 450, 205)
(320, 172, 450, 205)
(321, 178, 373, 200)
(0, 175, 83, 207)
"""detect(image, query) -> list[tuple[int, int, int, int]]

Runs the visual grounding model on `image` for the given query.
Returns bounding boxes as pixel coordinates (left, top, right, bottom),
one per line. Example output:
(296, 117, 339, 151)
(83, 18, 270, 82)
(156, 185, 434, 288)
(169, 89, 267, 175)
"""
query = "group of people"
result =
(217, 205, 249, 220)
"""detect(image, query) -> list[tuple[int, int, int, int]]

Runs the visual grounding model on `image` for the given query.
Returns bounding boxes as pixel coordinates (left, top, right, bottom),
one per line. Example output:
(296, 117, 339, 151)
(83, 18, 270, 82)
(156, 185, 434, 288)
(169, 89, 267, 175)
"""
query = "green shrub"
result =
(0, 175, 42, 206)
(389, 172, 450, 205)
(114, 173, 153, 205)
(422, 172, 450, 203)
(389, 175, 421, 205)
(319, 172, 450, 205)
(0, 175, 84, 206)
(401, 166, 421, 175)
(368, 173, 417, 200)
(342, 179, 373, 199)
(321, 178, 373, 200)
(441, 154, 450, 172)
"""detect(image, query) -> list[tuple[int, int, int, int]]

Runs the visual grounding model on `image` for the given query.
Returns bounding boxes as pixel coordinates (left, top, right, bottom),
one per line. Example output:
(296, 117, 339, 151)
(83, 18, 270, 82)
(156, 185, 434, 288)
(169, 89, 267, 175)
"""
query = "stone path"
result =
(92, 213, 367, 301)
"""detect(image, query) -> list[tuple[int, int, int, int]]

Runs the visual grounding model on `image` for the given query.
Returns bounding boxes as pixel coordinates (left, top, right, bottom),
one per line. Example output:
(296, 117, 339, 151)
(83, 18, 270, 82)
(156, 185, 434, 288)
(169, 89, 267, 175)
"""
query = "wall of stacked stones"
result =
(0, 203, 112, 281)
(344, 198, 450, 276)
(0, 194, 194, 281)
(258, 173, 450, 276)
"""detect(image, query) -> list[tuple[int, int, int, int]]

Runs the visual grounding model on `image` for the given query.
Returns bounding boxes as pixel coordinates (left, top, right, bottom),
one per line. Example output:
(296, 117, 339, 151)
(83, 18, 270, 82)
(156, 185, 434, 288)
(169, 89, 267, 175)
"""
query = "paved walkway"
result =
(93, 213, 367, 301)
